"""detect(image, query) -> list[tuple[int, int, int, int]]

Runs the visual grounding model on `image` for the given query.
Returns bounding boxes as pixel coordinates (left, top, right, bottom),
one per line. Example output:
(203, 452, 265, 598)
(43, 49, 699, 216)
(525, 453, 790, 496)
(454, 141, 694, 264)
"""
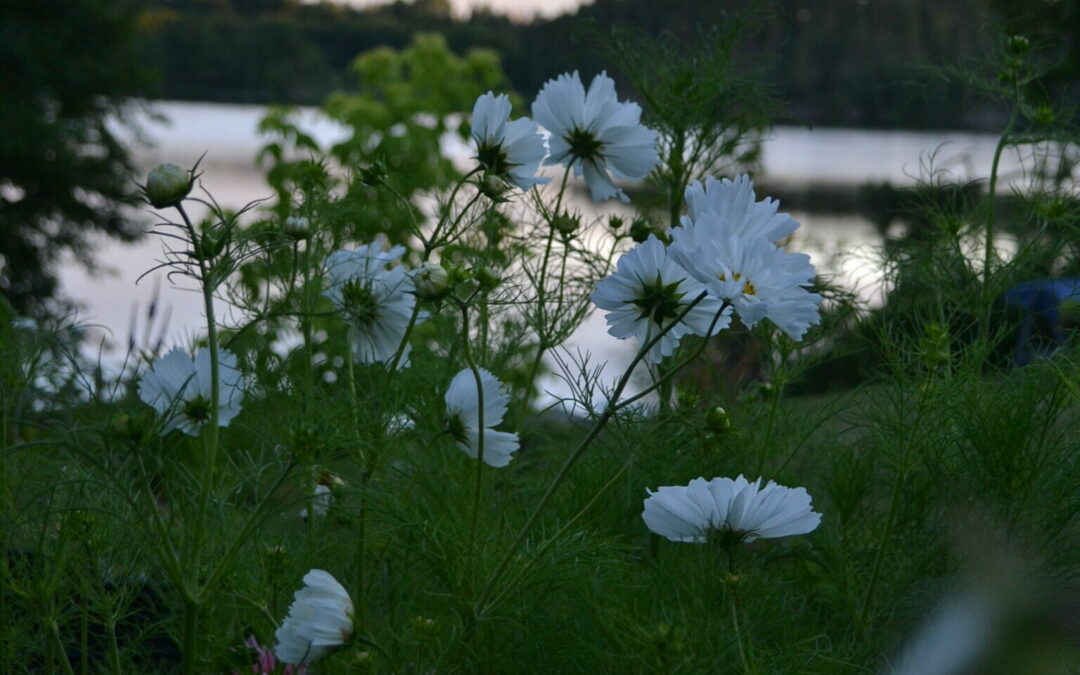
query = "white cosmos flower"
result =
(274, 569, 354, 665)
(683, 174, 800, 243)
(324, 245, 416, 367)
(445, 368, 518, 468)
(642, 475, 821, 544)
(669, 207, 821, 341)
(532, 70, 659, 203)
(471, 91, 550, 191)
(591, 235, 730, 363)
(138, 346, 244, 436)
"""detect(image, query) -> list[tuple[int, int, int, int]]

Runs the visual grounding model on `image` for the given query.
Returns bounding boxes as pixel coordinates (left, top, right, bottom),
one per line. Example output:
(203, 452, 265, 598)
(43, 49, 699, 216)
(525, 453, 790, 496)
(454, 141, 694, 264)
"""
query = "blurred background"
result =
(2, 0, 1078, 358)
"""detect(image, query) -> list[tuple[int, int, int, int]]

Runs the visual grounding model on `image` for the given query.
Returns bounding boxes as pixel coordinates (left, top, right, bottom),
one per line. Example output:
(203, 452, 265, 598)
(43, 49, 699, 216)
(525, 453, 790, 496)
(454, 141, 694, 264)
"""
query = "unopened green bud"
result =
(413, 262, 450, 300)
(704, 406, 732, 435)
(552, 211, 580, 236)
(608, 215, 625, 230)
(1007, 34, 1031, 56)
(630, 217, 666, 243)
(144, 163, 191, 208)
(283, 216, 310, 240)
(358, 162, 387, 187)
(196, 228, 229, 260)
(920, 321, 950, 367)
(479, 174, 508, 201)
(446, 263, 470, 287)
(1030, 105, 1054, 127)
(111, 414, 132, 435)
(473, 265, 500, 291)
(411, 615, 436, 634)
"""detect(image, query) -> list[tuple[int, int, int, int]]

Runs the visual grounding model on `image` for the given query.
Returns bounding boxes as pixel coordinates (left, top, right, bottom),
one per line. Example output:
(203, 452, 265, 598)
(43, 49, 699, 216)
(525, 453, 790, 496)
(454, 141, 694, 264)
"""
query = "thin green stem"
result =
(728, 589, 754, 675)
(667, 127, 687, 232)
(458, 303, 487, 574)
(611, 303, 730, 412)
(857, 464, 907, 633)
(422, 169, 482, 257)
(516, 167, 573, 431)
(106, 620, 122, 675)
(984, 121, 1013, 281)
(345, 345, 368, 634)
(980, 87, 1018, 341)
(552, 165, 572, 219)
(482, 461, 630, 614)
(475, 291, 710, 611)
(181, 597, 198, 675)
(79, 592, 89, 674)
(754, 382, 782, 478)
(176, 203, 223, 672)
(48, 620, 76, 675)
(387, 302, 421, 374)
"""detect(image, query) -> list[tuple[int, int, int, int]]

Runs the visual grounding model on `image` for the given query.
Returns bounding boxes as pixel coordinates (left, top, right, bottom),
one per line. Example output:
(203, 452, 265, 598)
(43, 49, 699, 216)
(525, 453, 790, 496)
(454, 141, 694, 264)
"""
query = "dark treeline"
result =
(137, 0, 1080, 130)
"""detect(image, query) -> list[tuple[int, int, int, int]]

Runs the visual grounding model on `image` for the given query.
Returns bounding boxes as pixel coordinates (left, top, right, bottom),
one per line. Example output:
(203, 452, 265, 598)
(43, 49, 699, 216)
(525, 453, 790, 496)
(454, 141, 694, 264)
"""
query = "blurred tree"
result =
(0, 0, 151, 319)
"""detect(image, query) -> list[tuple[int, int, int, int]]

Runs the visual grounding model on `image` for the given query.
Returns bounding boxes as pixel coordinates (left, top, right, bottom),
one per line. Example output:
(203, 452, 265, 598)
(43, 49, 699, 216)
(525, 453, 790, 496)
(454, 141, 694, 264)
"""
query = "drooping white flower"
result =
(138, 346, 244, 436)
(444, 368, 518, 468)
(532, 71, 659, 202)
(591, 235, 730, 362)
(642, 475, 821, 544)
(324, 245, 415, 367)
(669, 206, 821, 341)
(471, 91, 550, 191)
(683, 174, 799, 243)
(299, 484, 333, 521)
(274, 569, 354, 665)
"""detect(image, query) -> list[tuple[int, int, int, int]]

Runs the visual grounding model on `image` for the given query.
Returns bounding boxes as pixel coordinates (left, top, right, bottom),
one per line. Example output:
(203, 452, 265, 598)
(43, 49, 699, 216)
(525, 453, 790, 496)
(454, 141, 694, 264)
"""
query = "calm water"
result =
(63, 101, 1031, 393)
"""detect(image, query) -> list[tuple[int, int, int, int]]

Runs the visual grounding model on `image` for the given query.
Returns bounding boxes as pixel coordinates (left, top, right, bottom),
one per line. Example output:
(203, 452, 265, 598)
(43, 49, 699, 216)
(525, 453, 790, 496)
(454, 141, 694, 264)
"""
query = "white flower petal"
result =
(532, 71, 659, 202)
(445, 368, 519, 467)
(324, 246, 416, 368)
(138, 347, 245, 436)
(275, 569, 353, 665)
(591, 236, 728, 363)
(642, 475, 821, 544)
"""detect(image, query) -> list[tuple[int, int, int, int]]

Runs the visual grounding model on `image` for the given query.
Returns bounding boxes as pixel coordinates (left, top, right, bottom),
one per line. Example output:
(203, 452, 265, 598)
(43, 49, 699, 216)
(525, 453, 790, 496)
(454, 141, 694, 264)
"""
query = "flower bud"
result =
(144, 163, 191, 208)
(630, 217, 667, 243)
(919, 321, 951, 368)
(608, 215, 625, 230)
(1030, 105, 1054, 127)
(413, 262, 450, 301)
(479, 174, 508, 201)
(473, 265, 500, 291)
(552, 211, 580, 236)
(358, 162, 387, 187)
(196, 228, 229, 261)
(704, 406, 732, 435)
(282, 216, 310, 240)
(1006, 34, 1031, 56)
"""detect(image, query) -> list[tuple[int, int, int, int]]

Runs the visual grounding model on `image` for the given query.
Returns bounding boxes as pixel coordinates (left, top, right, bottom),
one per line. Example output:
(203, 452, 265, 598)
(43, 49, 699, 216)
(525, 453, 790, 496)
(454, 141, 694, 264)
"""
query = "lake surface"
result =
(61, 101, 1034, 397)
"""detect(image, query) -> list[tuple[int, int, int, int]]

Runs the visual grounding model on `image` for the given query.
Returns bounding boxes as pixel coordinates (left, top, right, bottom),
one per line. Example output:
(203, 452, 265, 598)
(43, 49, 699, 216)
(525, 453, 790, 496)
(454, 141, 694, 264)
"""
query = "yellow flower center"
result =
(717, 272, 756, 296)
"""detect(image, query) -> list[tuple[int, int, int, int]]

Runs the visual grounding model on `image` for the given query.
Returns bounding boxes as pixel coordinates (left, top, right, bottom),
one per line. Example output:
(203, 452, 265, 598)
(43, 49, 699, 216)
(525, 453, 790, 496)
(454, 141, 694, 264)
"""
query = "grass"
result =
(4, 312, 1080, 673)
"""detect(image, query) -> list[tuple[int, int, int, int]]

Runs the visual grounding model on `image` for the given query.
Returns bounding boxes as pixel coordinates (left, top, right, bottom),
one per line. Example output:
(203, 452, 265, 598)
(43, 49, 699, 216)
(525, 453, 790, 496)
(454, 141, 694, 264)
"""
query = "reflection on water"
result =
(65, 101, 1033, 388)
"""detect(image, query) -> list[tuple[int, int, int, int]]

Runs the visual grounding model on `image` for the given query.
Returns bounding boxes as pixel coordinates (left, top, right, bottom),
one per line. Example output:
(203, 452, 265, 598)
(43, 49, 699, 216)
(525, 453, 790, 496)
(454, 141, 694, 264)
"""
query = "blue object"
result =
(1003, 277, 1080, 365)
